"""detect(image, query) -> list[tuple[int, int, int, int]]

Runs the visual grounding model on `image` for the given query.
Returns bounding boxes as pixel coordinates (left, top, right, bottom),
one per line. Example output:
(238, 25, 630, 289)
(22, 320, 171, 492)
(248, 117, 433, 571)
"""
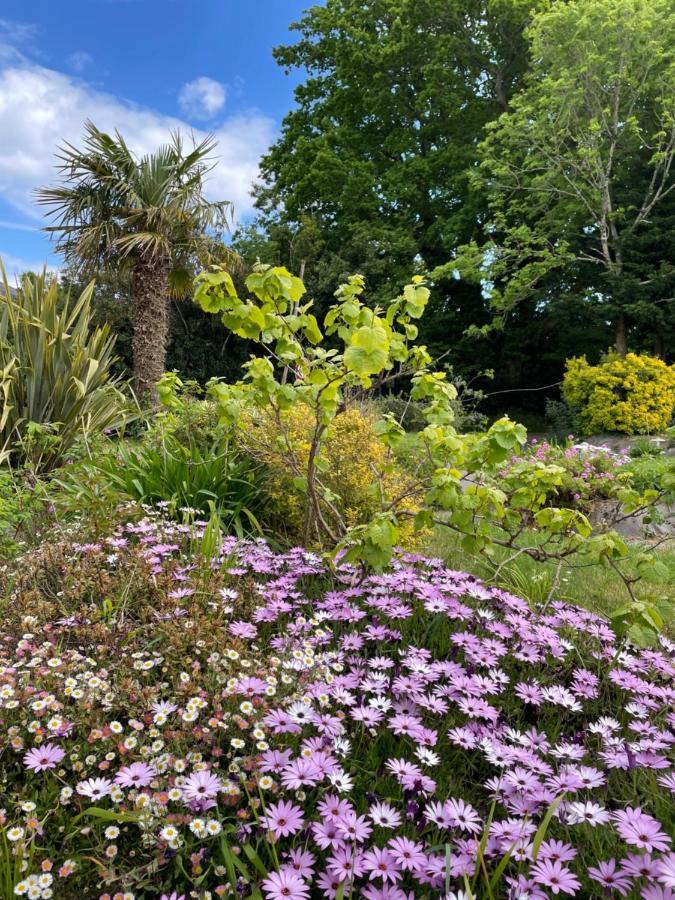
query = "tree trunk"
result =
(131, 254, 170, 403)
(614, 313, 627, 357)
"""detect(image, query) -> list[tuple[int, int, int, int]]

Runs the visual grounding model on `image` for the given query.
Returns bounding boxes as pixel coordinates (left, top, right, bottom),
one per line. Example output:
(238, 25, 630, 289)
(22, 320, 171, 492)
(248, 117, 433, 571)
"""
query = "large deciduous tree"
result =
(36, 122, 232, 400)
(451, 0, 675, 356)
(254, 0, 538, 303)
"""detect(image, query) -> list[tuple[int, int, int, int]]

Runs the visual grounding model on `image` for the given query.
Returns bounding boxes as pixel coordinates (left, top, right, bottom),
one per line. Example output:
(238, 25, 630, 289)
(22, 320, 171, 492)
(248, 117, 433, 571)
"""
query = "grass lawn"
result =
(425, 525, 675, 629)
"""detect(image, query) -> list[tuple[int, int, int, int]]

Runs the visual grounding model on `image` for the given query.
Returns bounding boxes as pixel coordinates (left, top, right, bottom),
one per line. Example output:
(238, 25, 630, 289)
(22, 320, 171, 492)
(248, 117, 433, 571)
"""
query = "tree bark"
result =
(614, 313, 627, 357)
(131, 253, 170, 403)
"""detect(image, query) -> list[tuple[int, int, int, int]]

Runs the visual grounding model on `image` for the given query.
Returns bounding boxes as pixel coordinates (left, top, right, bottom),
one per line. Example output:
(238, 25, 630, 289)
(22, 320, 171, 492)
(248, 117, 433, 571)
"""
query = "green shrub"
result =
(87, 436, 268, 535)
(545, 397, 573, 437)
(626, 454, 674, 493)
(629, 436, 668, 458)
(363, 395, 429, 431)
(0, 470, 37, 555)
(149, 373, 228, 451)
(194, 264, 668, 585)
(502, 439, 633, 511)
(365, 387, 487, 433)
(0, 264, 130, 469)
(562, 352, 675, 435)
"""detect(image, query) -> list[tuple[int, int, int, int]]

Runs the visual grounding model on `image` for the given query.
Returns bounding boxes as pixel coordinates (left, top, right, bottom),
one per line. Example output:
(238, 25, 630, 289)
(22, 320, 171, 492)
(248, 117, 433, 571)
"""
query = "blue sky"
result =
(0, 1, 313, 276)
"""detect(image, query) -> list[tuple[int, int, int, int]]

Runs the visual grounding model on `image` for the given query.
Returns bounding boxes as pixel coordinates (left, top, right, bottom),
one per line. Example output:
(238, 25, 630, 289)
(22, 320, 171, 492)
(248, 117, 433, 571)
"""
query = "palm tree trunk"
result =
(131, 253, 170, 402)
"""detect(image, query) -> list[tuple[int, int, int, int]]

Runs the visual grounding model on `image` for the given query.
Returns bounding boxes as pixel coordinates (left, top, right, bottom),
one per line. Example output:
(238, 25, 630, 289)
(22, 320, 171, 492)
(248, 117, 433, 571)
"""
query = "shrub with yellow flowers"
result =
(562, 353, 675, 435)
(237, 406, 424, 549)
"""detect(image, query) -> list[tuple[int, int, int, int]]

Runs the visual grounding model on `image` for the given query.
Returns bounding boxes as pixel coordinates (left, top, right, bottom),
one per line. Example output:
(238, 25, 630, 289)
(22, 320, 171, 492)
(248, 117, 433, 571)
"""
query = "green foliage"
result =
(60, 264, 254, 388)
(503, 439, 636, 512)
(45, 377, 270, 537)
(629, 436, 669, 458)
(0, 470, 35, 556)
(238, 405, 424, 548)
(101, 439, 265, 535)
(544, 398, 573, 439)
(365, 368, 491, 434)
(151, 372, 229, 449)
(562, 353, 675, 434)
(246, 0, 546, 398)
(363, 396, 429, 433)
(451, 0, 675, 351)
(256, 0, 535, 274)
(608, 595, 675, 647)
(195, 263, 667, 599)
(91, 438, 265, 533)
(36, 124, 233, 292)
(0, 263, 129, 470)
(626, 454, 674, 493)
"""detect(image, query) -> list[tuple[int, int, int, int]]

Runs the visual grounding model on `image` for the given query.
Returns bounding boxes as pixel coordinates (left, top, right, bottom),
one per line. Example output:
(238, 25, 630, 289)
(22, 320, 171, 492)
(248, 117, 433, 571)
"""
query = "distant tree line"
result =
(235, 0, 674, 413)
(43, 0, 674, 415)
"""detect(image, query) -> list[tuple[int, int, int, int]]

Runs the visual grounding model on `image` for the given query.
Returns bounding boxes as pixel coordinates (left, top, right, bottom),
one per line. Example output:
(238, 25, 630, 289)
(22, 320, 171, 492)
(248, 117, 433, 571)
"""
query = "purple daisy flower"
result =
(114, 762, 157, 788)
(181, 769, 222, 805)
(23, 743, 65, 773)
(261, 800, 305, 839)
(261, 869, 310, 900)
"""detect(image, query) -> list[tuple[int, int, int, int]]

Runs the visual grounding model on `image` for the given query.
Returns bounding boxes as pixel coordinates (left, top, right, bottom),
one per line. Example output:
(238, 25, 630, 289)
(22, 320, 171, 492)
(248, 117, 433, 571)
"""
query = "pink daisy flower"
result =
(361, 847, 401, 884)
(261, 869, 310, 900)
(114, 762, 157, 788)
(23, 743, 65, 772)
(181, 770, 222, 804)
(531, 858, 581, 895)
(613, 807, 672, 854)
(261, 800, 305, 839)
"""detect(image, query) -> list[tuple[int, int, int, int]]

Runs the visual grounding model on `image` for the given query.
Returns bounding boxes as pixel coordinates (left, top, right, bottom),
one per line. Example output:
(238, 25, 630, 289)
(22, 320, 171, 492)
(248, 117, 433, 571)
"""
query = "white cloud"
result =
(67, 51, 93, 73)
(178, 76, 227, 120)
(0, 219, 38, 232)
(0, 18, 39, 63)
(0, 63, 274, 225)
(0, 19, 38, 48)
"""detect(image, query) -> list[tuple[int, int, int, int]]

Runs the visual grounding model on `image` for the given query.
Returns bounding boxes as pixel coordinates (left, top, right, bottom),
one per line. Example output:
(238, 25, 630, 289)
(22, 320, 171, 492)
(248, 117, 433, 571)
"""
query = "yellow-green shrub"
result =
(238, 407, 423, 548)
(562, 353, 675, 435)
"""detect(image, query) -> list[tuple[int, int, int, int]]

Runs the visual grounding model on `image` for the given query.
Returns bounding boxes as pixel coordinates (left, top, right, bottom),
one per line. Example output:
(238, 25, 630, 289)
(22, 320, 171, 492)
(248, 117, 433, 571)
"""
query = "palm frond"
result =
(35, 122, 232, 273)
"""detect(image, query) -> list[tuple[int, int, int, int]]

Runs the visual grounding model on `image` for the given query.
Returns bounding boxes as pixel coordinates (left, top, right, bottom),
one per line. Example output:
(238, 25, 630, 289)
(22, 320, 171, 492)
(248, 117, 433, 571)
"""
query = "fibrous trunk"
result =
(131, 253, 170, 402)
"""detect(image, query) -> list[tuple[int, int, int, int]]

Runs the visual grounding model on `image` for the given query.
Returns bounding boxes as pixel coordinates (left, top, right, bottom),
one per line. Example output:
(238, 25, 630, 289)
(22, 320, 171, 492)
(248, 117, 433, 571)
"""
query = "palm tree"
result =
(36, 121, 232, 400)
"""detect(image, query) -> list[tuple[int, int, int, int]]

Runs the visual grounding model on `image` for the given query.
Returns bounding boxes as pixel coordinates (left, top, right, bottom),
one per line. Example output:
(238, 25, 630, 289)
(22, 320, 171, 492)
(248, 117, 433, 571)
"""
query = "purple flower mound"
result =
(239, 545, 675, 899)
(2, 520, 674, 898)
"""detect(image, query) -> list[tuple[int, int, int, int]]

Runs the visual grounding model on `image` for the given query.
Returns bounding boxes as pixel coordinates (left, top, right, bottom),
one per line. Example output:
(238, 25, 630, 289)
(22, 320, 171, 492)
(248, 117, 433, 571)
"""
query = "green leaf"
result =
(72, 807, 142, 825)
(343, 323, 390, 377)
(303, 313, 323, 344)
(531, 794, 566, 862)
(627, 623, 657, 648)
(242, 843, 268, 877)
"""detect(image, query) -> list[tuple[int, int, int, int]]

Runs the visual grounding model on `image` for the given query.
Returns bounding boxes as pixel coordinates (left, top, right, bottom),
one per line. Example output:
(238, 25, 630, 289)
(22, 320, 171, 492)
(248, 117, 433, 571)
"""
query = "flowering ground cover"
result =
(1, 511, 674, 899)
(500, 440, 633, 511)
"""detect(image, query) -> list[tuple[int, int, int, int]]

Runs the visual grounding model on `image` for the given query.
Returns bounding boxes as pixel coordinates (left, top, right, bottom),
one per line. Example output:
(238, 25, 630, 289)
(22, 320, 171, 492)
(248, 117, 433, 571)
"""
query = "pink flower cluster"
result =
(1, 517, 673, 899)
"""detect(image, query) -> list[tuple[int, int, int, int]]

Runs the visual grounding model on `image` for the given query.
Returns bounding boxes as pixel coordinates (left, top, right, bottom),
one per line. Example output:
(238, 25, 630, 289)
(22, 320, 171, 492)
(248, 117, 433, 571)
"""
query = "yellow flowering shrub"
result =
(562, 353, 675, 435)
(237, 407, 424, 548)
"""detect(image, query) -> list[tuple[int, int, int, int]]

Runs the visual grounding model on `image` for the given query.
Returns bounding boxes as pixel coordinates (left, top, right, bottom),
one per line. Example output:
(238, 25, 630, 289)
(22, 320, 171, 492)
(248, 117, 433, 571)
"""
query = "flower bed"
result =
(500, 439, 632, 512)
(1, 514, 673, 899)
